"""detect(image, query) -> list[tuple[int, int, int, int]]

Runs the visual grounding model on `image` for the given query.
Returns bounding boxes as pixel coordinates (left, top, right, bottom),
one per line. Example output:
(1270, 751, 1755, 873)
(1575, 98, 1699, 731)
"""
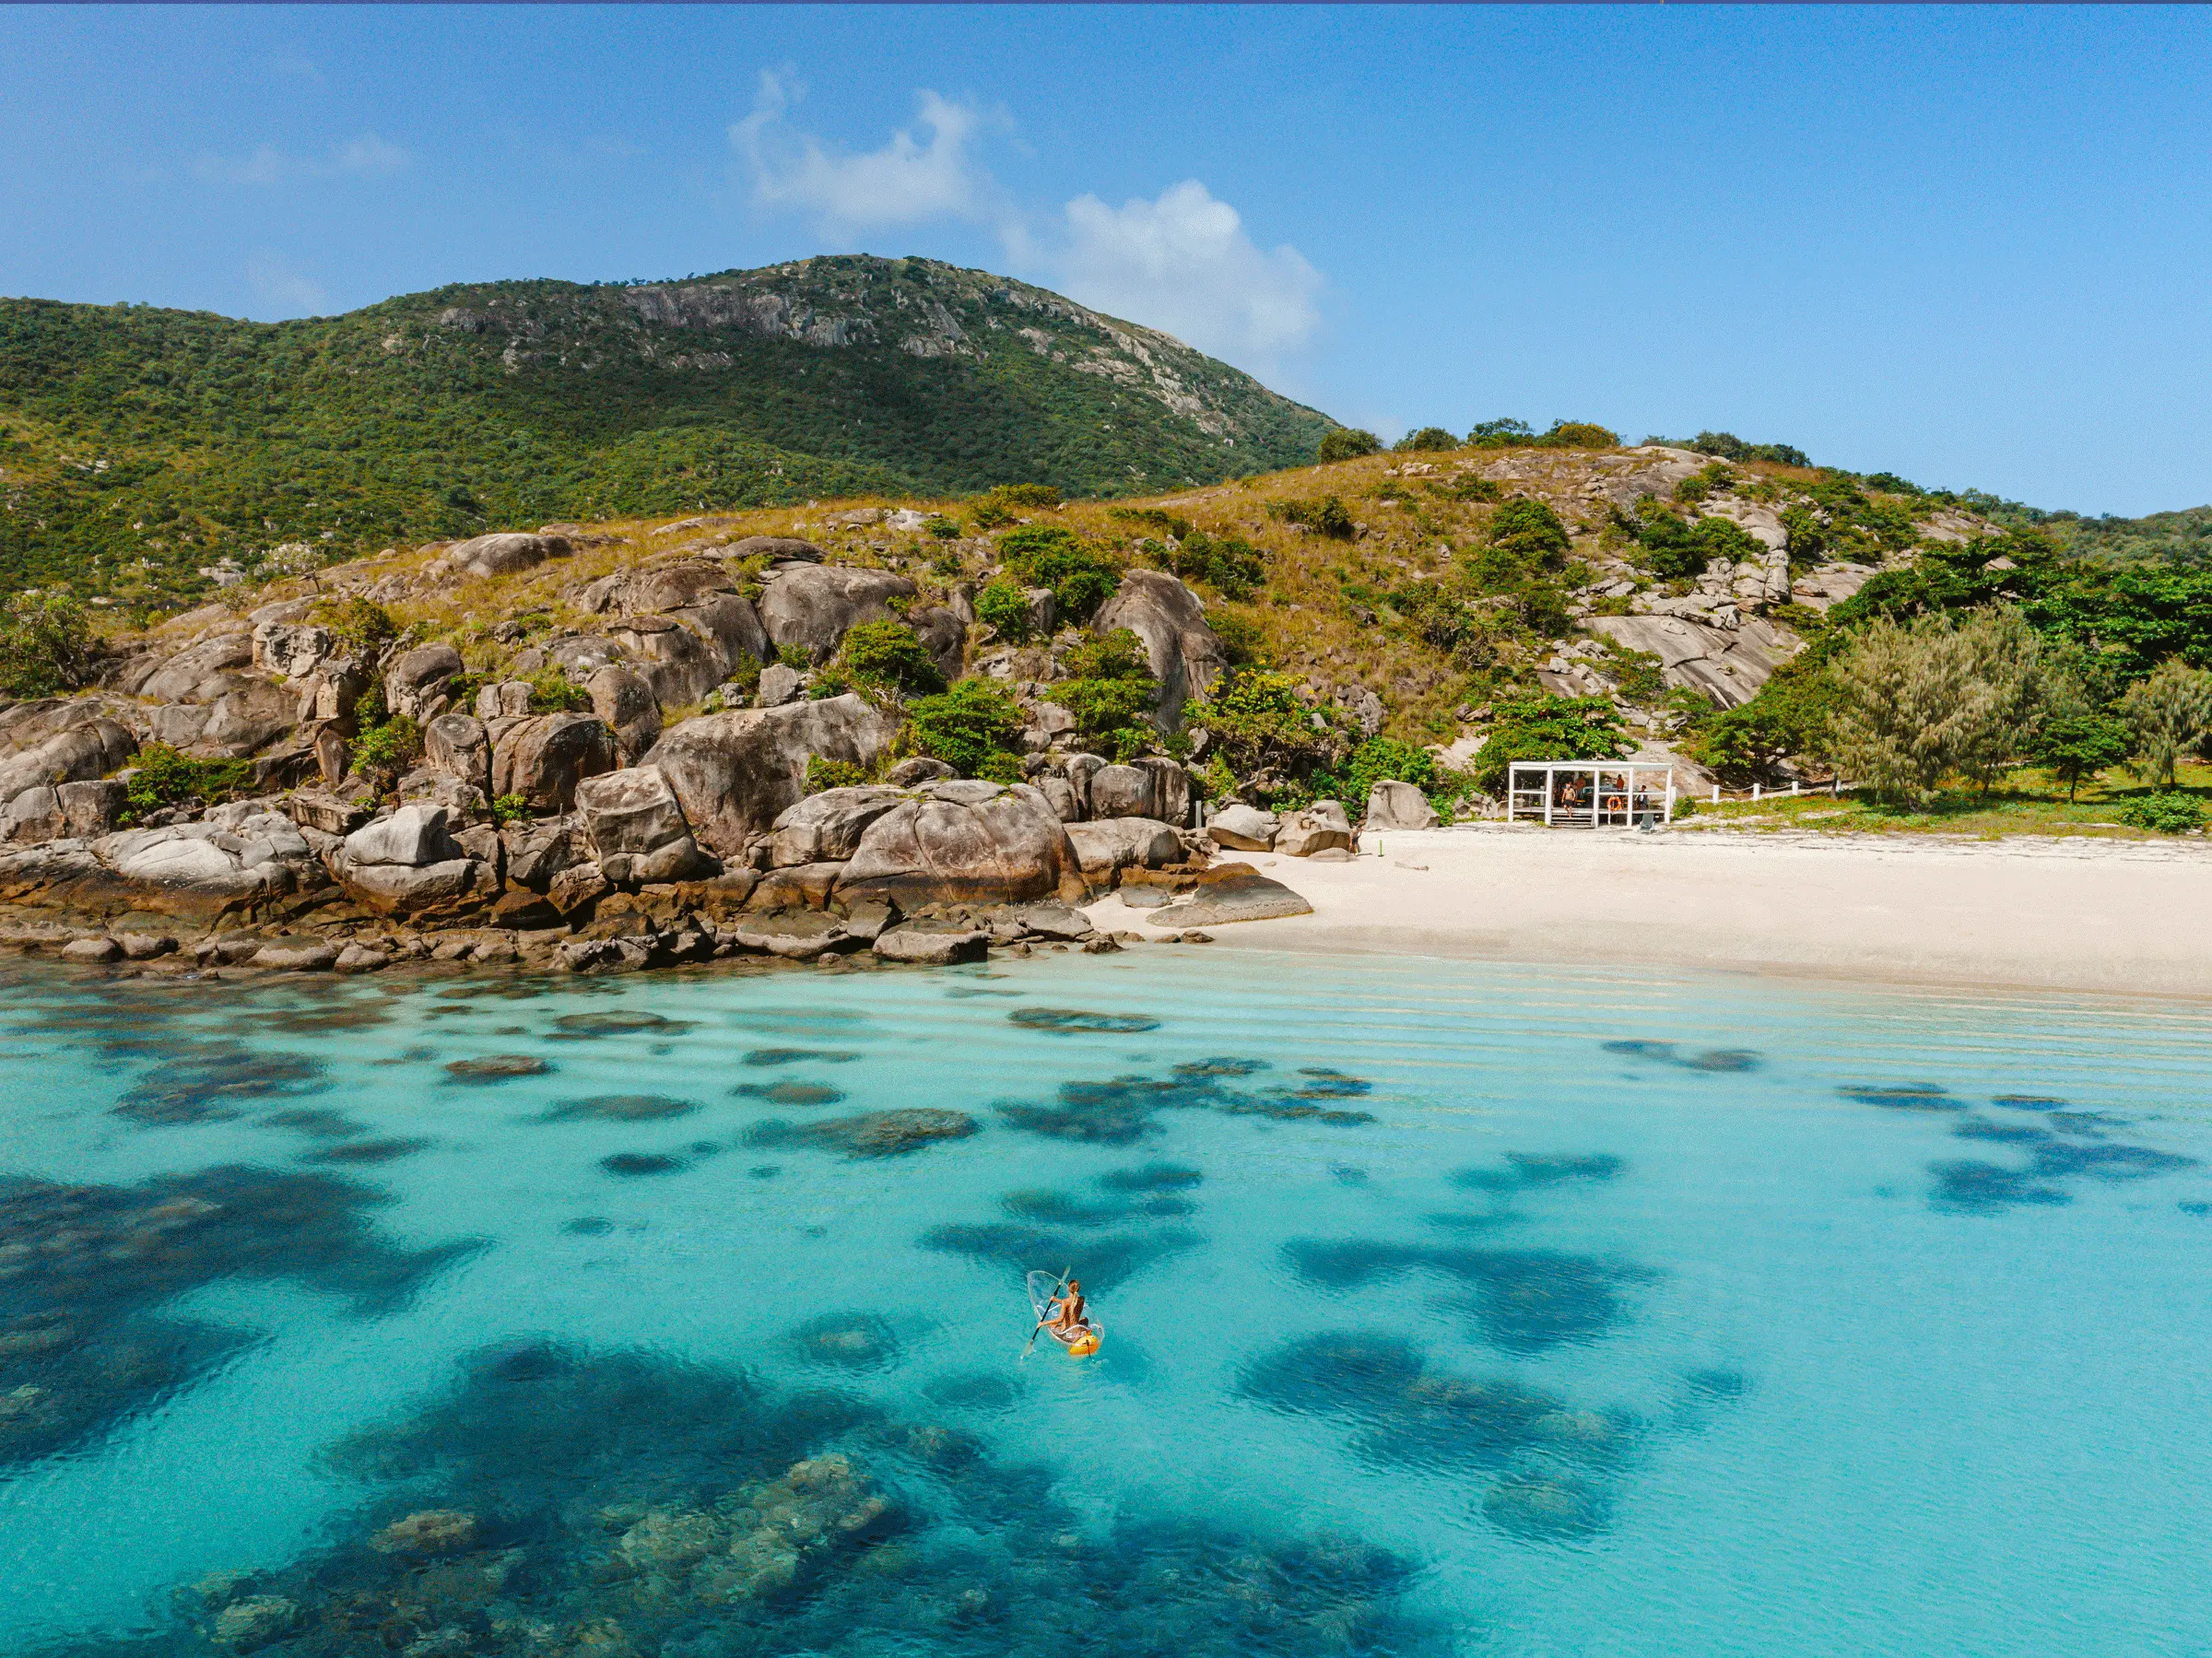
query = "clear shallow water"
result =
(2, 950, 2209, 1658)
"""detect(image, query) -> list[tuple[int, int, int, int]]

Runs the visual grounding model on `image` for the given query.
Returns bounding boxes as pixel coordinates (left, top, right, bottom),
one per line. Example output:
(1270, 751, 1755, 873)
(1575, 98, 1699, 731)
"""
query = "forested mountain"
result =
(0, 255, 1334, 606)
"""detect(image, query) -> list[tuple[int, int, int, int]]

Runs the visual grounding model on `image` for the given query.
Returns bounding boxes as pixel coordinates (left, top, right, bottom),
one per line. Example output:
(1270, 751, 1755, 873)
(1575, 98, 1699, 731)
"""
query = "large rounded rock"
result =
(344, 804, 462, 868)
(446, 531, 569, 580)
(1063, 817, 1184, 879)
(491, 712, 618, 812)
(768, 786, 909, 867)
(384, 644, 464, 722)
(1204, 802, 1278, 852)
(89, 814, 327, 916)
(609, 613, 739, 708)
(251, 619, 335, 680)
(838, 781, 1085, 907)
(642, 695, 898, 857)
(1365, 779, 1440, 830)
(424, 712, 491, 794)
(135, 632, 253, 703)
(574, 764, 711, 875)
(588, 665, 662, 761)
(0, 719, 137, 806)
(1275, 799, 1353, 857)
(1091, 570, 1229, 728)
(757, 567, 918, 664)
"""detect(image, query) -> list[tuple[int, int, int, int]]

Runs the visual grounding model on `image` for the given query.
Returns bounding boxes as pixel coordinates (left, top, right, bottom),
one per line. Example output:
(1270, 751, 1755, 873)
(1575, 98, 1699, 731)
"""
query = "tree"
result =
(1184, 669, 1344, 778)
(2120, 657, 2212, 790)
(1828, 615, 1974, 805)
(1394, 427, 1459, 453)
(1950, 608, 2046, 795)
(836, 620, 945, 700)
(1487, 498, 1571, 568)
(903, 677, 1024, 778)
(0, 592, 95, 698)
(1317, 428, 1382, 463)
(1058, 629, 1159, 760)
(2032, 707, 2131, 802)
(1470, 697, 1630, 793)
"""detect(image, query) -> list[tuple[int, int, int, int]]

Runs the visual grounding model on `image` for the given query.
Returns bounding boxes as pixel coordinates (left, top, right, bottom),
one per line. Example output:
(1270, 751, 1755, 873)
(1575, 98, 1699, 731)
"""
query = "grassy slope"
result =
(0, 255, 1333, 606)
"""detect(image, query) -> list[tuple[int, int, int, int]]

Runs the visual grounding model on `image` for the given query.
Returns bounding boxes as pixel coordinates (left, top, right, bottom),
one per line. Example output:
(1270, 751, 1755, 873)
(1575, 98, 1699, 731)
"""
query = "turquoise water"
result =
(2, 949, 2209, 1658)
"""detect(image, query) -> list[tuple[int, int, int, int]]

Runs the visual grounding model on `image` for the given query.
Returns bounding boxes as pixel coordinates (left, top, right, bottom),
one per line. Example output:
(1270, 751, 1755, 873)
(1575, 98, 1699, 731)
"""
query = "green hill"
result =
(0, 254, 1335, 607)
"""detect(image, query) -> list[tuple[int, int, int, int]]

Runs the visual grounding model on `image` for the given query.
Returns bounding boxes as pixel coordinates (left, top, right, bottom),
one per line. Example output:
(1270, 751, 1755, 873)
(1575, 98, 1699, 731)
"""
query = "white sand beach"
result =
(1091, 828, 2212, 999)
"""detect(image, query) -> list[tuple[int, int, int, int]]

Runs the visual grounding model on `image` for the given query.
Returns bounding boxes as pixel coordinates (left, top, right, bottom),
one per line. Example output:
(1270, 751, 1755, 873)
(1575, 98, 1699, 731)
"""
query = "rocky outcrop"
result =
(424, 713, 492, 794)
(838, 780, 1086, 907)
(489, 712, 618, 811)
(335, 804, 491, 918)
(384, 644, 463, 722)
(756, 566, 917, 664)
(1203, 802, 1277, 852)
(1364, 780, 1439, 830)
(1275, 800, 1352, 857)
(89, 812, 329, 917)
(251, 619, 335, 680)
(1062, 817, 1184, 879)
(1, 779, 125, 844)
(643, 695, 898, 857)
(1088, 758, 1193, 826)
(0, 719, 137, 806)
(439, 531, 570, 581)
(574, 765, 714, 884)
(1589, 613, 1798, 710)
(1091, 570, 1227, 727)
(768, 786, 908, 867)
(587, 665, 662, 761)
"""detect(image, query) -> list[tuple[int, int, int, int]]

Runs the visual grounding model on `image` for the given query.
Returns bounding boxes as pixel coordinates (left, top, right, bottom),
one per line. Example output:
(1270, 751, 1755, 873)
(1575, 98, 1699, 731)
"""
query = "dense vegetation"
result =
(0, 255, 1331, 608)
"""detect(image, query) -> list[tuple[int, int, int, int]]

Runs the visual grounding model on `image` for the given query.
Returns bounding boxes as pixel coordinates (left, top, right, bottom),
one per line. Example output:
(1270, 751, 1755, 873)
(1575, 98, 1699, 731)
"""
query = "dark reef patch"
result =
(1928, 1159, 2071, 1212)
(744, 1048, 862, 1067)
(791, 1312, 902, 1371)
(1173, 1056, 1270, 1079)
(262, 1108, 367, 1139)
(747, 1109, 978, 1159)
(1604, 1040, 1763, 1074)
(1007, 1007, 1162, 1034)
(562, 1217, 615, 1235)
(920, 1222, 1199, 1293)
(443, 1054, 550, 1084)
(1840, 1083, 1962, 1111)
(547, 1010, 696, 1040)
(541, 1095, 701, 1123)
(1282, 1239, 1650, 1352)
(601, 1152, 687, 1176)
(0, 1166, 475, 1467)
(302, 1137, 431, 1166)
(1950, 1118, 2053, 1145)
(922, 1371, 1022, 1413)
(1096, 1161, 1204, 1193)
(1452, 1153, 1625, 1193)
(998, 1064, 1374, 1144)
(1991, 1094, 2071, 1111)
(112, 1043, 327, 1126)
(1240, 1331, 1639, 1543)
(734, 1079, 848, 1107)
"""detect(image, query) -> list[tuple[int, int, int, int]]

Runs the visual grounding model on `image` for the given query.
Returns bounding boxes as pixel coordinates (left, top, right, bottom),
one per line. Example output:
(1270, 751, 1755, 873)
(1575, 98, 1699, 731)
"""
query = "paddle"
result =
(1021, 1264, 1072, 1361)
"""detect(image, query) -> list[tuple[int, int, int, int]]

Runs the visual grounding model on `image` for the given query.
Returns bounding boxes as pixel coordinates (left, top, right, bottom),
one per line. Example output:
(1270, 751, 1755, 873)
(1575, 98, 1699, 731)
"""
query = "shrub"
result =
(118, 742, 253, 825)
(1488, 498, 1571, 567)
(808, 665, 852, 700)
(1673, 463, 1735, 506)
(1272, 496, 1356, 539)
(1394, 427, 1460, 453)
(1318, 428, 1382, 464)
(1471, 697, 1630, 793)
(307, 596, 397, 657)
(1535, 421, 1618, 449)
(805, 756, 870, 794)
(997, 525, 1121, 623)
(776, 642, 811, 671)
(1059, 629, 1159, 760)
(0, 592, 96, 698)
(990, 483, 1063, 510)
(1322, 735, 1444, 809)
(1184, 669, 1343, 776)
(1162, 529, 1266, 598)
(524, 667, 592, 713)
(1686, 431, 1812, 469)
(971, 500, 1015, 530)
(837, 620, 945, 699)
(2121, 791, 2206, 834)
(489, 793, 532, 827)
(976, 750, 1029, 786)
(975, 579, 1033, 641)
(903, 676, 1025, 778)
(351, 712, 424, 780)
(1207, 605, 1268, 666)
(1467, 418, 1534, 448)
(1618, 501, 1762, 582)
(1594, 640, 1668, 704)
(2031, 706, 2131, 802)
(924, 515, 961, 539)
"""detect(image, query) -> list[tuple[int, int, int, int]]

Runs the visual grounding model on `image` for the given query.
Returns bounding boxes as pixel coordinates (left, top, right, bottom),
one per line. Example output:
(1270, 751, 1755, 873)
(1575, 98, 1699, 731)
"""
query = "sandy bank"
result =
(1088, 827, 2212, 999)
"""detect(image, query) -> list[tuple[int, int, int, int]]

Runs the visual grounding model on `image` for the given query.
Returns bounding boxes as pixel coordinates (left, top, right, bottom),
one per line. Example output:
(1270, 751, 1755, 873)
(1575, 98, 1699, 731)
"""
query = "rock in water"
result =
(1365, 779, 1440, 830)
(1164, 862, 1313, 926)
(873, 923, 989, 965)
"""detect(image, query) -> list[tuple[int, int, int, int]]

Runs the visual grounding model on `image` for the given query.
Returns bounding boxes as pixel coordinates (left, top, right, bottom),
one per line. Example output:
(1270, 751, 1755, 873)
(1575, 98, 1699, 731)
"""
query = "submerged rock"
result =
(747, 1108, 978, 1158)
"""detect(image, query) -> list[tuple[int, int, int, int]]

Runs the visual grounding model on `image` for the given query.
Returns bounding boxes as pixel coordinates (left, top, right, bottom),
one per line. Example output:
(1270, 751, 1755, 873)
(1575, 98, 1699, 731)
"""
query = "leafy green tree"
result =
(1184, 669, 1343, 778)
(836, 620, 946, 699)
(1470, 697, 1630, 793)
(2032, 708, 2131, 802)
(1467, 418, 1534, 447)
(2121, 657, 2212, 790)
(118, 743, 253, 825)
(0, 592, 95, 698)
(1536, 421, 1618, 449)
(902, 677, 1024, 778)
(1394, 427, 1459, 453)
(309, 596, 398, 657)
(1487, 498, 1571, 568)
(1317, 428, 1381, 463)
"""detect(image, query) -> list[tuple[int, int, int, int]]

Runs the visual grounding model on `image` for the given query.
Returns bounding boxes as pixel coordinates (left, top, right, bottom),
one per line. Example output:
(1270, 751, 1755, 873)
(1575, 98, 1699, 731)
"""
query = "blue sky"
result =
(3, 5, 2207, 516)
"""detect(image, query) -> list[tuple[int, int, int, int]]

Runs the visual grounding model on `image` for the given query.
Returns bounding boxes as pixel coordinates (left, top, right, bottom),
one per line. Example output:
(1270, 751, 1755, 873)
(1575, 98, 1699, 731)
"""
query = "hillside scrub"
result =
(2120, 659, 2212, 791)
(1317, 428, 1381, 463)
(836, 620, 946, 700)
(1470, 697, 1630, 793)
(1056, 629, 1159, 761)
(0, 591, 96, 698)
(995, 525, 1121, 623)
(902, 677, 1026, 782)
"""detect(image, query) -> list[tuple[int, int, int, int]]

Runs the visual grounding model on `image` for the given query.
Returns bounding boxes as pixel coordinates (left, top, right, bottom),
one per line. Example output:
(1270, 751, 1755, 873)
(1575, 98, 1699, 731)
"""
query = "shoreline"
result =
(1088, 825, 2212, 1002)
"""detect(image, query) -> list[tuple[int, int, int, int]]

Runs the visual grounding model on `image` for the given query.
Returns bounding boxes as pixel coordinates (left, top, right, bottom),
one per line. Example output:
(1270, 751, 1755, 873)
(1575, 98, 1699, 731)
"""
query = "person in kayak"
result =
(1049, 1277, 1088, 1335)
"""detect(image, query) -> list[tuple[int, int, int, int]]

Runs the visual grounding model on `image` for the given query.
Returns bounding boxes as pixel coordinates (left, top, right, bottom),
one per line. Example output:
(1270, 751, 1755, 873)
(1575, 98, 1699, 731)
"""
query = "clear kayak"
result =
(1027, 1270, 1102, 1357)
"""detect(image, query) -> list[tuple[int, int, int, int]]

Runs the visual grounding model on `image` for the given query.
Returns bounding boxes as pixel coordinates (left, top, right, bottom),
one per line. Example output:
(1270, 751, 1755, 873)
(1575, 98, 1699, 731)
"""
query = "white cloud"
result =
(193, 134, 410, 186)
(731, 71, 996, 231)
(246, 257, 327, 317)
(1051, 181, 1323, 358)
